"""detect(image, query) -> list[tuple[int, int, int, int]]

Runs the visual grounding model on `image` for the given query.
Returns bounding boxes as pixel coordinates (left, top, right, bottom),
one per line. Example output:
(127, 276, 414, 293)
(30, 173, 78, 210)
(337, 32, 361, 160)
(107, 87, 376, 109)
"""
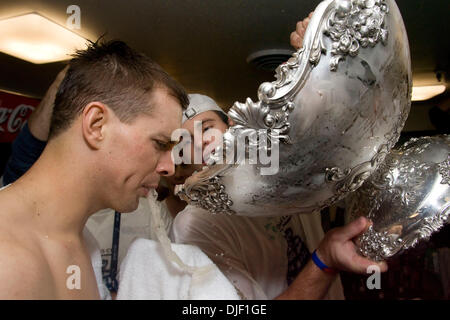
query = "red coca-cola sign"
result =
(0, 91, 40, 143)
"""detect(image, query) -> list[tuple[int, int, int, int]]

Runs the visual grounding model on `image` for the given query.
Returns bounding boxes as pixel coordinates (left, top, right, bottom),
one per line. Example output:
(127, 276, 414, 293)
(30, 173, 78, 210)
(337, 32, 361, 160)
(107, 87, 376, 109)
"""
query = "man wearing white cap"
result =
(170, 93, 346, 300)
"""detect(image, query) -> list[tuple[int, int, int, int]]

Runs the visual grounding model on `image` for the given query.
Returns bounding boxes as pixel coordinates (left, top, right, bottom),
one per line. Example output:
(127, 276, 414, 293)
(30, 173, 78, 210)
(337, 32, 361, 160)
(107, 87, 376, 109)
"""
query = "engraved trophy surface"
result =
(178, 0, 412, 217)
(346, 135, 450, 261)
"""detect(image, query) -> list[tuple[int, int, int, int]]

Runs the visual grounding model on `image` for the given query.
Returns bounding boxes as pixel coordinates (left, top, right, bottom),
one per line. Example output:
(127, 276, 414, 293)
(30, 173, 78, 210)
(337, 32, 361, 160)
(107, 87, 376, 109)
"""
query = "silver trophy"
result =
(177, 0, 450, 261)
(178, 0, 412, 217)
(346, 135, 450, 261)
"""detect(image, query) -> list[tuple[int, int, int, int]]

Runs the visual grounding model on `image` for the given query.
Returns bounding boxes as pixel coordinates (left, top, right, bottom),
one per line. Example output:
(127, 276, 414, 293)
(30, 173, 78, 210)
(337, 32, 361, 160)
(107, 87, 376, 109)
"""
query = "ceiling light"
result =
(0, 13, 88, 64)
(411, 84, 446, 102)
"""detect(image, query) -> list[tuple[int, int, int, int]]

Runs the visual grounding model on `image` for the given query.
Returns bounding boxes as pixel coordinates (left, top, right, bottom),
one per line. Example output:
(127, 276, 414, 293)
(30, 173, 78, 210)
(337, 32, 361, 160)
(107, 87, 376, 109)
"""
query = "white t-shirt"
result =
(82, 227, 112, 300)
(170, 205, 344, 300)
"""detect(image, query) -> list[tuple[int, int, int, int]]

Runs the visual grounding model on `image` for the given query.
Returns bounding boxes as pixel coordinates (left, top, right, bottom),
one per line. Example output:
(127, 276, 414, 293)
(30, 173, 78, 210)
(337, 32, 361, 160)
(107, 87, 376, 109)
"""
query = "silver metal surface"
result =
(178, 0, 412, 217)
(346, 135, 450, 261)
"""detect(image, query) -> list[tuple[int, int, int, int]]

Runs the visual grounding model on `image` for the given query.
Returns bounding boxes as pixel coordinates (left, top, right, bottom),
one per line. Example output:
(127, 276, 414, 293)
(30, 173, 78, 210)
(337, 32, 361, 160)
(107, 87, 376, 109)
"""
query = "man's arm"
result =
(27, 67, 68, 141)
(276, 260, 336, 300)
(276, 217, 388, 299)
(2, 67, 67, 185)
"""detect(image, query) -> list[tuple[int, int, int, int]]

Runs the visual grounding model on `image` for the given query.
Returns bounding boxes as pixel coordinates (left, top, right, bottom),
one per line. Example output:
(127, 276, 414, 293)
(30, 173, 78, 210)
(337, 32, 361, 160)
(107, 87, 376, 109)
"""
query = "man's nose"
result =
(202, 135, 215, 151)
(194, 135, 204, 152)
(156, 150, 175, 176)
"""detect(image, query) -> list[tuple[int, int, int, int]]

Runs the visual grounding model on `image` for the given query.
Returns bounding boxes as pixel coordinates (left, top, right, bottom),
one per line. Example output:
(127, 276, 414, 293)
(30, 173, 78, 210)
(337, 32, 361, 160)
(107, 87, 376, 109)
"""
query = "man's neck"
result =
(8, 140, 104, 239)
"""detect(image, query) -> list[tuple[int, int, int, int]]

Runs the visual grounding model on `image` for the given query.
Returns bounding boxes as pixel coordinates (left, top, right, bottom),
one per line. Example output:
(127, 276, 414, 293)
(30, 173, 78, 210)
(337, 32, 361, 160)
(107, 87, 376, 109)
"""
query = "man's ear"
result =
(228, 117, 234, 127)
(81, 102, 108, 149)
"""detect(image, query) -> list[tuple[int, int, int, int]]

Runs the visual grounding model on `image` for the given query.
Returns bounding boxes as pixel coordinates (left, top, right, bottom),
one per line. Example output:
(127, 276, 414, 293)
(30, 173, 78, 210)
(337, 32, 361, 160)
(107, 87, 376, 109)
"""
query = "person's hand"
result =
(27, 65, 69, 141)
(315, 216, 388, 274)
(290, 12, 314, 50)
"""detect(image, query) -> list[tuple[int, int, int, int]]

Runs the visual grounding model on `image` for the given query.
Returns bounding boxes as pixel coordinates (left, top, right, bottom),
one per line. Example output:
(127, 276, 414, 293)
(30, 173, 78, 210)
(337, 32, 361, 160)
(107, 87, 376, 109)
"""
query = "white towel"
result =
(116, 238, 240, 300)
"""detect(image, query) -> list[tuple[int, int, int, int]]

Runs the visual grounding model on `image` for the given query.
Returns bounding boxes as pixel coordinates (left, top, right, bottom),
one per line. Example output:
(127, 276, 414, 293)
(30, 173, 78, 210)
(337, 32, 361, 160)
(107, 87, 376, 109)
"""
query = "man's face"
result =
(103, 87, 182, 212)
(181, 110, 229, 165)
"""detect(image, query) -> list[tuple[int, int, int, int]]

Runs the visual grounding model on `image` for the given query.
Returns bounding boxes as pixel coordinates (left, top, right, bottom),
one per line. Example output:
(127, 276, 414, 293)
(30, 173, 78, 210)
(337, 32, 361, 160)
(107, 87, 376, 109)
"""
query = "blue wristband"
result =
(312, 250, 337, 274)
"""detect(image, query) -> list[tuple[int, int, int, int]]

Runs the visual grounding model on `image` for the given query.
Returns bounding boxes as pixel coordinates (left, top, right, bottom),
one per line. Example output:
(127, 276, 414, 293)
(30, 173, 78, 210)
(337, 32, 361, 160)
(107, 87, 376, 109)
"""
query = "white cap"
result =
(182, 93, 227, 124)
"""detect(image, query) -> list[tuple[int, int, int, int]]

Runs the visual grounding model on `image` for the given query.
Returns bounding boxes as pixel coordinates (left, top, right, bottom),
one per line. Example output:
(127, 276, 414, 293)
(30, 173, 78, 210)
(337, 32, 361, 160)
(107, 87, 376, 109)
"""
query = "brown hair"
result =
(49, 39, 188, 139)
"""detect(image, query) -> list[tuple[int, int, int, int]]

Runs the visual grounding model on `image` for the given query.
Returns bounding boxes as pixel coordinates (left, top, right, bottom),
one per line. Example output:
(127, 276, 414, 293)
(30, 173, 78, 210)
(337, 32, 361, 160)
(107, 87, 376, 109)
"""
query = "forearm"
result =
(27, 95, 54, 141)
(275, 260, 337, 300)
(277, 217, 389, 300)
(28, 66, 68, 141)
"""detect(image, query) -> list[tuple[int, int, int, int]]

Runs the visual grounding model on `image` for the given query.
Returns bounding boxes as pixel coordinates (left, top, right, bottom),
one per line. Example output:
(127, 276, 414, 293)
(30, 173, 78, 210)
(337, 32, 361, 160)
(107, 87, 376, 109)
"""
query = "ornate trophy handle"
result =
(348, 136, 450, 261)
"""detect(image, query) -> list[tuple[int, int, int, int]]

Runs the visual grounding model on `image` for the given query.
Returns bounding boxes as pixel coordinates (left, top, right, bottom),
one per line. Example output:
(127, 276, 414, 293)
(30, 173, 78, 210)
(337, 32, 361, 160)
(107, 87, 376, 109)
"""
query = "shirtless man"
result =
(0, 40, 188, 299)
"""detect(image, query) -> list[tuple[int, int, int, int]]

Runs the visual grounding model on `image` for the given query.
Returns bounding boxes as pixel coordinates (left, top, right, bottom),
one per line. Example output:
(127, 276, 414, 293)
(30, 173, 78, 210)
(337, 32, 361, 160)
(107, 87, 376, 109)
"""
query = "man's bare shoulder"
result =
(0, 231, 53, 299)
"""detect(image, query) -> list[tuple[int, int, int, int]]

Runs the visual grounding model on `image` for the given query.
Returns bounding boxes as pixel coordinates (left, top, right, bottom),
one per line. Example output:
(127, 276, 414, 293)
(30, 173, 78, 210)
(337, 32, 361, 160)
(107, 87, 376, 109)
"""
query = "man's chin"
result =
(116, 199, 140, 213)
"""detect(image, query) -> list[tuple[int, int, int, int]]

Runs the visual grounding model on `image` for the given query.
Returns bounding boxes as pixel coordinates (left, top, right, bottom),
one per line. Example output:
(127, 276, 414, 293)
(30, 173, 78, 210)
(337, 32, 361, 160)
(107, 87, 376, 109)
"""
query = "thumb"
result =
(290, 32, 302, 50)
(338, 216, 370, 241)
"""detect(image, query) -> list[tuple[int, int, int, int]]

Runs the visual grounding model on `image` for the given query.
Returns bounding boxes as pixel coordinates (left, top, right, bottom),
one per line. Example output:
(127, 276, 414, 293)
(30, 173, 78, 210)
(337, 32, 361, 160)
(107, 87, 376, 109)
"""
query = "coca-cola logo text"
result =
(0, 104, 35, 134)
(0, 91, 40, 143)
